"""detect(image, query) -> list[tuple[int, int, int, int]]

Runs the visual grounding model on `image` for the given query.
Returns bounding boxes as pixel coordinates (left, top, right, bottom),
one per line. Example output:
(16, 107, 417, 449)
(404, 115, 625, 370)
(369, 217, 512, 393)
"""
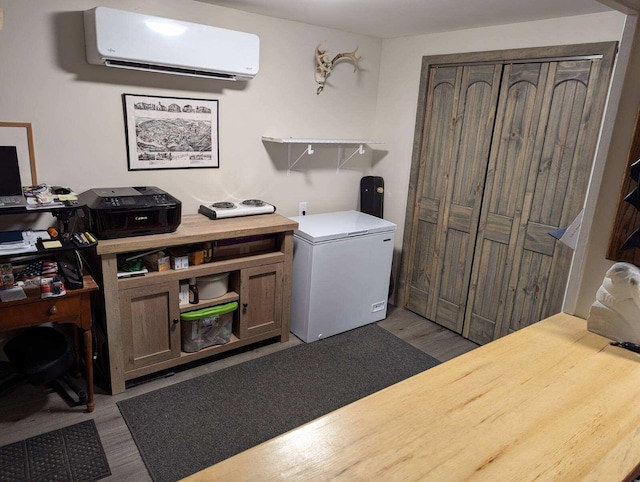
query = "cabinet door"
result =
(120, 280, 181, 371)
(238, 263, 283, 338)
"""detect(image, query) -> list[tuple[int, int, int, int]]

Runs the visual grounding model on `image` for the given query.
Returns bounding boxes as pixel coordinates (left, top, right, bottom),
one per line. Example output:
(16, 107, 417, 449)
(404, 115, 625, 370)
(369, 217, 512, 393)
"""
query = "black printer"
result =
(79, 186, 181, 239)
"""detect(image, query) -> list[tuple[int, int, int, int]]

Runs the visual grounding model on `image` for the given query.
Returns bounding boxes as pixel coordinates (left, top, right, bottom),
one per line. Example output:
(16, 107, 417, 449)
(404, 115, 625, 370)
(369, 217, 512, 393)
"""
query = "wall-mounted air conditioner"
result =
(83, 7, 260, 81)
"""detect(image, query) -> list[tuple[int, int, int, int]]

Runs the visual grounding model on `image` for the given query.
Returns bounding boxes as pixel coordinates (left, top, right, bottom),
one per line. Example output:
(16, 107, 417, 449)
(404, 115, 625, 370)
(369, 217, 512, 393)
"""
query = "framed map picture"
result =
(123, 94, 219, 170)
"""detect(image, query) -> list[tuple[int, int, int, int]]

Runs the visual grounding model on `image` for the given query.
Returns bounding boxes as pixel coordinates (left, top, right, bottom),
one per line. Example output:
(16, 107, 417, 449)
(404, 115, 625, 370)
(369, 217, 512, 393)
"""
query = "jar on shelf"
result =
(188, 277, 199, 304)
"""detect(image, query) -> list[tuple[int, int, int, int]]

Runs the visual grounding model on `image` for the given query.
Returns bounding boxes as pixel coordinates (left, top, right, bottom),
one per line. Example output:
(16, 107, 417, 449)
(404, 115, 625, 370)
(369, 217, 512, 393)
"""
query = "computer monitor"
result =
(0, 146, 22, 196)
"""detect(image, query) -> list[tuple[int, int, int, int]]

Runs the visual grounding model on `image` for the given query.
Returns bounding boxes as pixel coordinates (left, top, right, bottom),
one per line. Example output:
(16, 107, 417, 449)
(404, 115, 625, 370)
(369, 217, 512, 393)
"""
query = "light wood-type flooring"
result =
(0, 306, 478, 481)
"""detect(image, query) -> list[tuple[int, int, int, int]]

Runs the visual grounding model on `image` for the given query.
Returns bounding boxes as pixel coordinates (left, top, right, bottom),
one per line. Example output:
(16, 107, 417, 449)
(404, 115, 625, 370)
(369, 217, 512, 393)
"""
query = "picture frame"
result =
(0, 122, 38, 186)
(122, 94, 219, 171)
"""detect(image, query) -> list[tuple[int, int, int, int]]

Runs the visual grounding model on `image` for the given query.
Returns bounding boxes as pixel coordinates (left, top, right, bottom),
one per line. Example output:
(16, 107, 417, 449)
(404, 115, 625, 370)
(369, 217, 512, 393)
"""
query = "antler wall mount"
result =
(314, 43, 360, 95)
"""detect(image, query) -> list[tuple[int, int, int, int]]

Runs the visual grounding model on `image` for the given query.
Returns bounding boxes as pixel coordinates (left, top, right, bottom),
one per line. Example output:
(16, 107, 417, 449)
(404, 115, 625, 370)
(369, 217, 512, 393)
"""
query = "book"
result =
(0, 230, 25, 246)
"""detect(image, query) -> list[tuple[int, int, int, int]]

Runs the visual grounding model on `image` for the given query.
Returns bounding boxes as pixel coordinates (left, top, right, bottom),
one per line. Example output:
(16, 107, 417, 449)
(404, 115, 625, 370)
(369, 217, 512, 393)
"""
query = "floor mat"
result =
(118, 324, 440, 481)
(0, 420, 111, 482)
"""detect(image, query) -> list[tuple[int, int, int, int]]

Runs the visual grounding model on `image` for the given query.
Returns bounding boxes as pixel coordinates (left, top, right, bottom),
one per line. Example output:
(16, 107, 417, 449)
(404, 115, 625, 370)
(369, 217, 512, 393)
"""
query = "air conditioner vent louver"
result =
(104, 60, 238, 80)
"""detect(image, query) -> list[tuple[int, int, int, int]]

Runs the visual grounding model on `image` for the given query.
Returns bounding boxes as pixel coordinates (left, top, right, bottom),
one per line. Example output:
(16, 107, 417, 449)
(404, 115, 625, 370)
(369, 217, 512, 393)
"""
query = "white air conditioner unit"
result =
(83, 7, 259, 81)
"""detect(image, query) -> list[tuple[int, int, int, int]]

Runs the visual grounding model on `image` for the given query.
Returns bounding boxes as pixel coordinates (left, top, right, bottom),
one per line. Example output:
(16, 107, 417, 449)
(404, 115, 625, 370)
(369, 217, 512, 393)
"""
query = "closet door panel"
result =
(407, 220, 437, 315)
(484, 213, 512, 244)
(543, 244, 573, 318)
(465, 63, 548, 344)
(401, 44, 616, 345)
(405, 66, 459, 319)
(436, 228, 470, 328)
(523, 222, 556, 257)
(425, 64, 501, 333)
(468, 59, 609, 343)
(508, 250, 552, 333)
(486, 64, 547, 218)
(495, 63, 560, 338)
(532, 64, 590, 226)
(406, 64, 502, 331)
(525, 60, 594, 325)
(466, 241, 508, 342)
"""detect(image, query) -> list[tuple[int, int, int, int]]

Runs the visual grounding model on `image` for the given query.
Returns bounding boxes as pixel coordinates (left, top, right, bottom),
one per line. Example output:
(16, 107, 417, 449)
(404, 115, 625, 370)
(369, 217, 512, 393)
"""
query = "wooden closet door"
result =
(404, 64, 501, 333)
(464, 58, 611, 344)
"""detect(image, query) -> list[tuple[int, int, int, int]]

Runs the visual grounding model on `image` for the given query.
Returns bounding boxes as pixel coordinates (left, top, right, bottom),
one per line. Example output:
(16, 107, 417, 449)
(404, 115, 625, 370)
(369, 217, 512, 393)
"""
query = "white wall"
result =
(0, 0, 382, 221)
(0, 1, 633, 317)
(573, 16, 640, 317)
(373, 11, 627, 306)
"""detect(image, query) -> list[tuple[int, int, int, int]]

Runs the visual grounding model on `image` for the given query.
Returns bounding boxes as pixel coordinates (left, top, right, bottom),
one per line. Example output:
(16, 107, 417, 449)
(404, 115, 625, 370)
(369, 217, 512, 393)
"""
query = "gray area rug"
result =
(0, 420, 111, 482)
(118, 324, 440, 482)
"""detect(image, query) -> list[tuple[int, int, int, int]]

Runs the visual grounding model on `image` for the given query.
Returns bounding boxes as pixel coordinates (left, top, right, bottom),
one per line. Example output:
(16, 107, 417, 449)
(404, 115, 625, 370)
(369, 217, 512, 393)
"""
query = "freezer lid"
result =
(289, 210, 396, 243)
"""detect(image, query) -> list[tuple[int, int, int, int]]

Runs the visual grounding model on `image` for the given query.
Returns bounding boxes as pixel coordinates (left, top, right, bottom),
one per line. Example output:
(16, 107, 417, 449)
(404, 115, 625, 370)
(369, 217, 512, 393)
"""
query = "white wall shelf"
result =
(262, 136, 384, 174)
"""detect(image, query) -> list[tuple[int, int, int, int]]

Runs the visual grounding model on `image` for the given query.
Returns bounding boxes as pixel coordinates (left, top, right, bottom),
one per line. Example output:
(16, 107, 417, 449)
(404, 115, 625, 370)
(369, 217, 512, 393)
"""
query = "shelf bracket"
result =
(287, 144, 314, 176)
(337, 144, 365, 172)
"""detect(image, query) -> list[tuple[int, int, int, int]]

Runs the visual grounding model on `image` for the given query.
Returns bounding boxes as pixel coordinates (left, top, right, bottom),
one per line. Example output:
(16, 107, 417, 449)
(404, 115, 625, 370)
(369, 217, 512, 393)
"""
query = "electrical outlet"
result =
(372, 301, 386, 313)
(299, 202, 307, 216)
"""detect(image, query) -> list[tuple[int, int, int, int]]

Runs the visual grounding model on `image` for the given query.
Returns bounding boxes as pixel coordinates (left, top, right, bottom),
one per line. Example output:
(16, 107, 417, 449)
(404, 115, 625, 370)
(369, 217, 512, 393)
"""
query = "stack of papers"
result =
(23, 185, 77, 210)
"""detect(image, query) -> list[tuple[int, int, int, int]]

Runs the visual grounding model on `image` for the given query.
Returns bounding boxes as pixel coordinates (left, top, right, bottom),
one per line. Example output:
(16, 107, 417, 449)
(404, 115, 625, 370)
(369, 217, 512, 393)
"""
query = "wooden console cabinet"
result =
(91, 214, 297, 394)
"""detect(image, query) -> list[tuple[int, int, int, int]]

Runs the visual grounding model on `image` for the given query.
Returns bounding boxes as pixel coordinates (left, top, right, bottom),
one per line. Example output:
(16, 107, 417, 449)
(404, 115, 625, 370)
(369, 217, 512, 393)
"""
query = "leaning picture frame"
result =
(122, 94, 220, 171)
(0, 122, 38, 186)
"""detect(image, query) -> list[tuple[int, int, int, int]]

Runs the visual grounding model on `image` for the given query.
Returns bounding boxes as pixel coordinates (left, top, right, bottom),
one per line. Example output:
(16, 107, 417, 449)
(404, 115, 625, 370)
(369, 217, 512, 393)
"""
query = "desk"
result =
(0, 274, 99, 412)
(184, 313, 640, 481)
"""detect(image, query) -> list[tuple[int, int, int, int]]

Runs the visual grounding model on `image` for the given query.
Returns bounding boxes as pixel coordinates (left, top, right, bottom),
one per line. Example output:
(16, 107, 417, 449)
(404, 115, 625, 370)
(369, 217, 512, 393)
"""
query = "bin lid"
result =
(198, 272, 230, 282)
(180, 301, 238, 320)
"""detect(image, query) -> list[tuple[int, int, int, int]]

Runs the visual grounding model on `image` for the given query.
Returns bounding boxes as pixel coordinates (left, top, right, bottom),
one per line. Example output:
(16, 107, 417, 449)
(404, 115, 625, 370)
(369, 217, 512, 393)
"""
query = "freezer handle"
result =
(348, 230, 369, 237)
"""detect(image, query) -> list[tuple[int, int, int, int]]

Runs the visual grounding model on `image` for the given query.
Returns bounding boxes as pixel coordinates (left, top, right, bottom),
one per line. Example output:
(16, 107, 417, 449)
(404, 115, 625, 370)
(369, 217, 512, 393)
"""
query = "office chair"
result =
(0, 326, 87, 406)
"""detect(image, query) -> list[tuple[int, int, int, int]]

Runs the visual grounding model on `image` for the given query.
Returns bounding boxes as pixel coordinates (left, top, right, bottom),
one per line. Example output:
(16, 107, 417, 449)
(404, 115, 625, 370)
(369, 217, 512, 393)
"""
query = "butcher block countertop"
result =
(183, 313, 640, 481)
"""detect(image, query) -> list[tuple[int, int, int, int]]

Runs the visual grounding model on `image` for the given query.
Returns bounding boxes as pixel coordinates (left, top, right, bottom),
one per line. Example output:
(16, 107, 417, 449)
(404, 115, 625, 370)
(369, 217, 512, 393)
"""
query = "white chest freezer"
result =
(289, 210, 396, 343)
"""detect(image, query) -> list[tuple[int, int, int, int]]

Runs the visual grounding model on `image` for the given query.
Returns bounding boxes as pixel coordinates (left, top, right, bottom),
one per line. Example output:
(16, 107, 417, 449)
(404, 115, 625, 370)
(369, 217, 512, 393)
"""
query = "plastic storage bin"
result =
(180, 301, 237, 352)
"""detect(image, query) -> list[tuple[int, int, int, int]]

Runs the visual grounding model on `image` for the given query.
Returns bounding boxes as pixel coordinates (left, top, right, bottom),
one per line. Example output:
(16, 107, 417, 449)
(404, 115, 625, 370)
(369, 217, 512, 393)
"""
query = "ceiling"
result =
(197, 0, 614, 38)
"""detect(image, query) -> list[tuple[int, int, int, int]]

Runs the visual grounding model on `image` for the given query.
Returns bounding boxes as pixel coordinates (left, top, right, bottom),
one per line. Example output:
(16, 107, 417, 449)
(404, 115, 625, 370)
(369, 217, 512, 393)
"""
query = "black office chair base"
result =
(2, 326, 88, 408)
